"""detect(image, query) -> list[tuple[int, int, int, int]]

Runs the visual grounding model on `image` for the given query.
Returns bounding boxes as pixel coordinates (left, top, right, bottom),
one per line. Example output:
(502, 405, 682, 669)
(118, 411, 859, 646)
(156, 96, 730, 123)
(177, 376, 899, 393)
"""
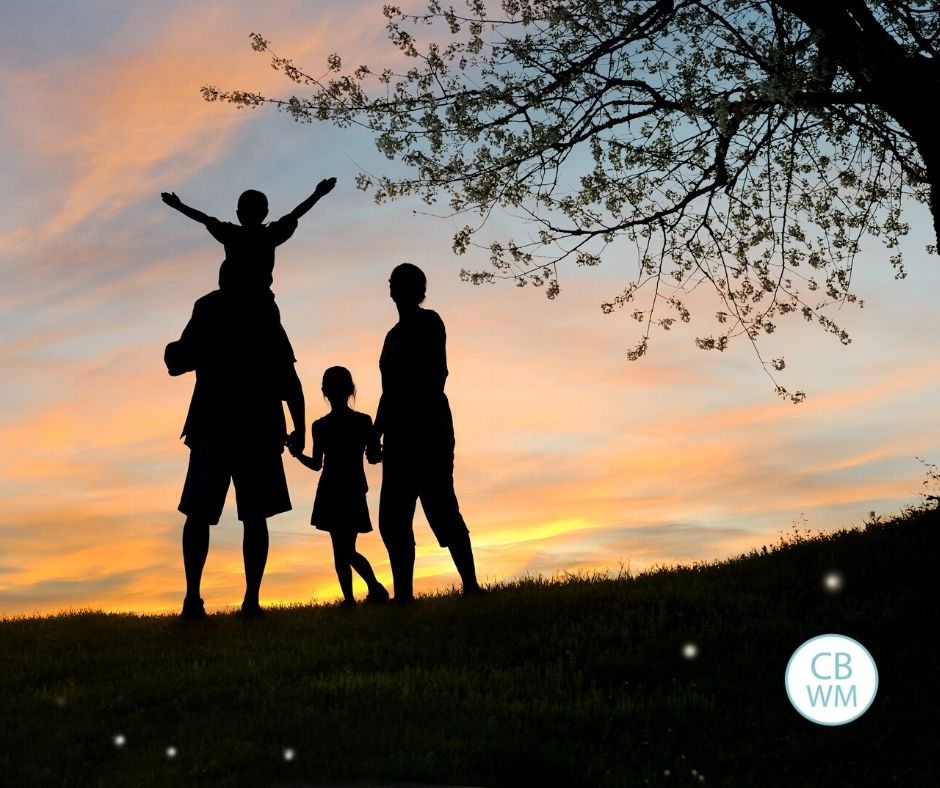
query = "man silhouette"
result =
(166, 293, 305, 619)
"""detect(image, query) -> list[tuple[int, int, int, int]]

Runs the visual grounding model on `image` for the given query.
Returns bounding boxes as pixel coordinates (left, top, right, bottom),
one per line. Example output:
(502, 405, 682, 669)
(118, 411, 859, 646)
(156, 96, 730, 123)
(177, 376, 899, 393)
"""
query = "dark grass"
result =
(2, 508, 937, 787)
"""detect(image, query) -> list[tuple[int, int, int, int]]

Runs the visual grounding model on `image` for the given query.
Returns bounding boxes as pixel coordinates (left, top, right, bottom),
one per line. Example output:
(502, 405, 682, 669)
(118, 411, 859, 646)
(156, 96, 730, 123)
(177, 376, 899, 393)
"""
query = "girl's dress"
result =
(310, 409, 374, 533)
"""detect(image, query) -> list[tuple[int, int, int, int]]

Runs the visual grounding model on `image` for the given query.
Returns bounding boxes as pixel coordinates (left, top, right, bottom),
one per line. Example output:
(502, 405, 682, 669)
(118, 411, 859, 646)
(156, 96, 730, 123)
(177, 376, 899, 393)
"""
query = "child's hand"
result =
(366, 444, 383, 465)
(161, 191, 182, 208)
(314, 177, 336, 198)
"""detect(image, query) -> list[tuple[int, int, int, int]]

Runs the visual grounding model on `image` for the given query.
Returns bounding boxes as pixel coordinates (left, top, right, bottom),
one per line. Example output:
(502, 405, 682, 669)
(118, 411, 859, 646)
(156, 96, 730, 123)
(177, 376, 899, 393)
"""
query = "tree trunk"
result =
(923, 147, 940, 251)
(773, 0, 940, 248)
(873, 88, 940, 250)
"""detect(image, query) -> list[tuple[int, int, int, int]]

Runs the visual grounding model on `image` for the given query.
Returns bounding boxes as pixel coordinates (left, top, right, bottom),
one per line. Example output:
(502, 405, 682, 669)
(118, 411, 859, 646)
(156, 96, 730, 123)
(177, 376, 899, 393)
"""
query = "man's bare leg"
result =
(242, 517, 268, 615)
(182, 516, 210, 618)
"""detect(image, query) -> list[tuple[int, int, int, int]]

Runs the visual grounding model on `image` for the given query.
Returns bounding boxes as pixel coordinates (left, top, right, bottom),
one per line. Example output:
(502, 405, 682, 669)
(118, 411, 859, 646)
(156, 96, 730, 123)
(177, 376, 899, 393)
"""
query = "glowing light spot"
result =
(55, 695, 66, 707)
(823, 572, 843, 591)
(682, 643, 699, 659)
(283, 747, 296, 762)
(166, 746, 177, 759)
(113, 734, 126, 747)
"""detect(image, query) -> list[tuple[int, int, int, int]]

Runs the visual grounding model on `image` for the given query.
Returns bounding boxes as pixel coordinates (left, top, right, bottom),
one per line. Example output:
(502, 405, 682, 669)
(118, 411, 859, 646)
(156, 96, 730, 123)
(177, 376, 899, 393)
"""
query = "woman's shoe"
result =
(180, 597, 206, 620)
(240, 601, 265, 619)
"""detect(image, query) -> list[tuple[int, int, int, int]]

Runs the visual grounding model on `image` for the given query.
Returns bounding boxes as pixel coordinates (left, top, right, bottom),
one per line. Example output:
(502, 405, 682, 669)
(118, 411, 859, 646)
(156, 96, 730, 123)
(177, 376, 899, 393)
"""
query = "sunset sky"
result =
(2, 1, 939, 617)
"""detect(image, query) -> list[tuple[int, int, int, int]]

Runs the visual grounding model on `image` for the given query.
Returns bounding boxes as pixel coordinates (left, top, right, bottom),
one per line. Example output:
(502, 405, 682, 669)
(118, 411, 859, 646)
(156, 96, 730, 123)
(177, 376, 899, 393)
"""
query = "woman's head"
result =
(321, 366, 356, 403)
(389, 263, 427, 307)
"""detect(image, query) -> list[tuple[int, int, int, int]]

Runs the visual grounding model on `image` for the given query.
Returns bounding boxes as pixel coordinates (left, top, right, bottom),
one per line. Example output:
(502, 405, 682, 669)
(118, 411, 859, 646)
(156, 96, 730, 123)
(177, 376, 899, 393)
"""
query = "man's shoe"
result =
(180, 597, 206, 620)
(463, 583, 488, 597)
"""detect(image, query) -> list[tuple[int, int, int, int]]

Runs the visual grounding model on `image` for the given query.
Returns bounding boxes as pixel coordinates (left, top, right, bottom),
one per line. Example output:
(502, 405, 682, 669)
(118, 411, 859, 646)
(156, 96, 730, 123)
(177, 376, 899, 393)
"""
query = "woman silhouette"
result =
(371, 263, 484, 603)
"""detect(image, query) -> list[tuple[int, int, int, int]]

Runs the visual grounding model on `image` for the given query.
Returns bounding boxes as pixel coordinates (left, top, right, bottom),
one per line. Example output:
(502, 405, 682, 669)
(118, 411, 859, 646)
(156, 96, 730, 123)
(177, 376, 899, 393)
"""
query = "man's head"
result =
(237, 190, 269, 226)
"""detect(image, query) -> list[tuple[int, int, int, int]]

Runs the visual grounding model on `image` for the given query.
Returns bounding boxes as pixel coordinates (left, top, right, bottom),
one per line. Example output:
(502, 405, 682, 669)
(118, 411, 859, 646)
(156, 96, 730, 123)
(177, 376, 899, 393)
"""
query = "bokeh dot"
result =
(823, 572, 843, 591)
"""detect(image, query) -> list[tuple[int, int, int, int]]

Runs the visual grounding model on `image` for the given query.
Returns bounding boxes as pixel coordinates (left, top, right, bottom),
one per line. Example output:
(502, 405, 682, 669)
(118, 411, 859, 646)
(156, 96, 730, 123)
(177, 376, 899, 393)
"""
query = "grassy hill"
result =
(2, 507, 937, 787)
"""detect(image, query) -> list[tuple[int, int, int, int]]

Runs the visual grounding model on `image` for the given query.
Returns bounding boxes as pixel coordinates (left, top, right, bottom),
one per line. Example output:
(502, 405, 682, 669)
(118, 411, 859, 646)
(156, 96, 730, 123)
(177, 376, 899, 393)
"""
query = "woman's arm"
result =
(367, 400, 384, 464)
(365, 412, 382, 464)
(420, 311, 449, 394)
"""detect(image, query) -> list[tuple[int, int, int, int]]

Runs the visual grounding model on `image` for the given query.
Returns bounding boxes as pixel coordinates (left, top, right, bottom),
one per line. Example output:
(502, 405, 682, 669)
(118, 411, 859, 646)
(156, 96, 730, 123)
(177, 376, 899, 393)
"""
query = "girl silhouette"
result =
(292, 366, 388, 606)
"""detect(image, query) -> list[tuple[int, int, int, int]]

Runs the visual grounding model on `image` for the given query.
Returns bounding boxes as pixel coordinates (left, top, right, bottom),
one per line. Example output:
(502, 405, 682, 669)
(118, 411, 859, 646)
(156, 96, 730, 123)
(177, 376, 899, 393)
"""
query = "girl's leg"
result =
(348, 535, 386, 596)
(330, 531, 355, 603)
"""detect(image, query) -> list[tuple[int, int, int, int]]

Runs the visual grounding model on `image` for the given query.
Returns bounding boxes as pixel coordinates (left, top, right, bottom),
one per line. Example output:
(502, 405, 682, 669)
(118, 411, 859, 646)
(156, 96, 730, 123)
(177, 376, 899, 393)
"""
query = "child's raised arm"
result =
(161, 192, 213, 225)
(285, 177, 337, 222)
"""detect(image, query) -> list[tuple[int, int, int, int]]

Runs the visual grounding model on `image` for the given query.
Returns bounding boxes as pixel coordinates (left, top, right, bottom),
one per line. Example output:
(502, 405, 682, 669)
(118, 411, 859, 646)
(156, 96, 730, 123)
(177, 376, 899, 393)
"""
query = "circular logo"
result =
(785, 634, 878, 725)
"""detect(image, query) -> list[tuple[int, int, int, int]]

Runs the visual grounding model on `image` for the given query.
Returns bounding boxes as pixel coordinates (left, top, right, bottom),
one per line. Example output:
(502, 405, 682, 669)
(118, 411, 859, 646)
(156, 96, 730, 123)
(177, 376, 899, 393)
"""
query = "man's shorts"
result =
(178, 434, 291, 524)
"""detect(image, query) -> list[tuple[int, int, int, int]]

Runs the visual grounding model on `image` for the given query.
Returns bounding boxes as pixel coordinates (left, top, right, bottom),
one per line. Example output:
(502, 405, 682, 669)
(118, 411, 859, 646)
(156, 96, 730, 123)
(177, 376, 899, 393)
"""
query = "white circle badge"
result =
(785, 634, 878, 725)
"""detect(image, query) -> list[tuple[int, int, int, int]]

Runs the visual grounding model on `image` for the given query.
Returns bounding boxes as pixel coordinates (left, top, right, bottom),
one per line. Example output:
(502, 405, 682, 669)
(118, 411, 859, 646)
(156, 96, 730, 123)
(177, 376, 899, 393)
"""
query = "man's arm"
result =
(164, 294, 213, 376)
(161, 192, 213, 225)
(284, 367, 306, 456)
(285, 177, 336, 222)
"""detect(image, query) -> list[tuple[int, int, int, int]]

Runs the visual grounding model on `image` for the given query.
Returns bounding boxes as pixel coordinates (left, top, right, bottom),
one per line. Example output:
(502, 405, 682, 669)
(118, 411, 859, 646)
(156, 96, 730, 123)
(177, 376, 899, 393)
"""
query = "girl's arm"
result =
(161, 192, 213, 225)
(293, 451, 322, 472)
(291, 423, 323, 471)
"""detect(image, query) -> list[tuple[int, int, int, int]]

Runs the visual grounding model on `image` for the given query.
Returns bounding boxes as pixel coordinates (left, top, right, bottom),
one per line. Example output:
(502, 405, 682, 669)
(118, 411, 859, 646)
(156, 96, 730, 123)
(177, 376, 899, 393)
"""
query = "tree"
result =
(203, 1, 940, 401)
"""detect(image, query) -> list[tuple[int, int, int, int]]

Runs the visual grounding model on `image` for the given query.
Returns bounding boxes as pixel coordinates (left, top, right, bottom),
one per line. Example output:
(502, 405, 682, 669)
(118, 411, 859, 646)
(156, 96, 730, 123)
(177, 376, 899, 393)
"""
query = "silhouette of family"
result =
(161, 179, 483, 619)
